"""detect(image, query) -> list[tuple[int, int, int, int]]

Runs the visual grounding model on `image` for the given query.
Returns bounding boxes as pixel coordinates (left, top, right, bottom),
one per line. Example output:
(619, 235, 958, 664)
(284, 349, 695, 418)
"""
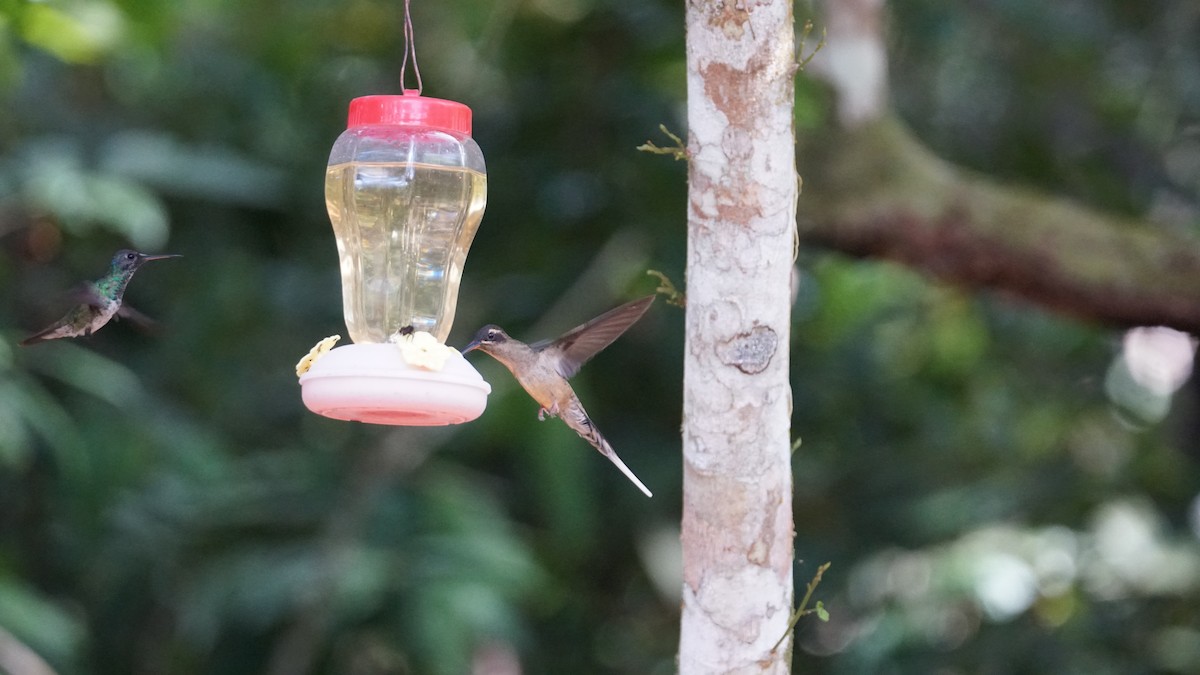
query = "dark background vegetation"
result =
(1, 0, 1198, 673)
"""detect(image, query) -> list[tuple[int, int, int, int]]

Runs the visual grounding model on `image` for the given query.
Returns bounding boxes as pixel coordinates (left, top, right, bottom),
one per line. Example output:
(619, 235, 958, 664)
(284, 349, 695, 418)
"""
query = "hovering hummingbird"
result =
(462, 296, 656, 497)
(21, 249, 182, 346)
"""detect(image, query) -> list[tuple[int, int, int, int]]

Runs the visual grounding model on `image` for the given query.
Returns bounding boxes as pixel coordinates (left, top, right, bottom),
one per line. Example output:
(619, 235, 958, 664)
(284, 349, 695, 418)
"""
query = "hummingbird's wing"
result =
(533, 295, 655, 379)
(116, 304, 161, 332)
(66, 283, 107, 308)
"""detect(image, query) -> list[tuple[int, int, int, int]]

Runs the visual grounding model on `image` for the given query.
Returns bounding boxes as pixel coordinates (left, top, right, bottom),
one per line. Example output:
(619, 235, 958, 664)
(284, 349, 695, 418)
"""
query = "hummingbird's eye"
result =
(125, 252, 137, 260)
(487, 329, 499, 340)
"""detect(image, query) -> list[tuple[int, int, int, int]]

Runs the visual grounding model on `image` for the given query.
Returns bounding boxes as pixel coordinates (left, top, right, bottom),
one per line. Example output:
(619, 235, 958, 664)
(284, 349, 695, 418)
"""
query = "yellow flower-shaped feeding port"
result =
(395, 330, 455, 371)
(296, 335, 341, 378)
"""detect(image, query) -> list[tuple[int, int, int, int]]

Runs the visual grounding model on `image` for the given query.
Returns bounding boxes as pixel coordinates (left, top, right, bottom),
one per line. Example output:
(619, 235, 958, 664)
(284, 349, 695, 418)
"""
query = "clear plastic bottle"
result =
(325, 93, 487, 344)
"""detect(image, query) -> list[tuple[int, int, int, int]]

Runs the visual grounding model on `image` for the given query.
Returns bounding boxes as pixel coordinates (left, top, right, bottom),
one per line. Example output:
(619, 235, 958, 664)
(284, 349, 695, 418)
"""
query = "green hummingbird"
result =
(462, 295, 656, 497)
(21, 249, 182, 346)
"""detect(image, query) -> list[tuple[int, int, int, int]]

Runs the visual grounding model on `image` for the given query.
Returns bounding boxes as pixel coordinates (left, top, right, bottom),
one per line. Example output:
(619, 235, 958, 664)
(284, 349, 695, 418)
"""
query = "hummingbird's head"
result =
(462, 324, 510, 355)
(111, 249, 183, 273)
(111, 249, 144, 273)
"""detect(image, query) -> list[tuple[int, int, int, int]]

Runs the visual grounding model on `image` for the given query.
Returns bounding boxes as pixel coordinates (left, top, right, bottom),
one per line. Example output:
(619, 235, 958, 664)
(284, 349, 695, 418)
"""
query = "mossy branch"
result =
(800, 116, 1200, 333)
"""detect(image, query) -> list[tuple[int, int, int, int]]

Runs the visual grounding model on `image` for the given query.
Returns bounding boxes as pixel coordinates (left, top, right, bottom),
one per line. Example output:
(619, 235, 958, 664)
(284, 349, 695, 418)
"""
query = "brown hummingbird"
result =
(21, 249, 182, 346)
(462, 295, 655, 497)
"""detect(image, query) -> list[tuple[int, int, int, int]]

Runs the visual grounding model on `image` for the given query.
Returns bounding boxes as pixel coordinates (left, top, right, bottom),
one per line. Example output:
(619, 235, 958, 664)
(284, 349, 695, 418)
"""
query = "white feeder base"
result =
(299, 343, 490, 426)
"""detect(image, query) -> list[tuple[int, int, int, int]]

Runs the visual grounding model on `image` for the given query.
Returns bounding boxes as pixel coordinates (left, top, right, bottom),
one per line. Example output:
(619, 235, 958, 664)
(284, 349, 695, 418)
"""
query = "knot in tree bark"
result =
(717, 324, 778, 374)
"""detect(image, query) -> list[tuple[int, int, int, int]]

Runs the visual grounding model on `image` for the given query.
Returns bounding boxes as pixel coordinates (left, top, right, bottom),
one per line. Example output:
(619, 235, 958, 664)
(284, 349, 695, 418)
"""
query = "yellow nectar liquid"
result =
(325, 161, 486, 343)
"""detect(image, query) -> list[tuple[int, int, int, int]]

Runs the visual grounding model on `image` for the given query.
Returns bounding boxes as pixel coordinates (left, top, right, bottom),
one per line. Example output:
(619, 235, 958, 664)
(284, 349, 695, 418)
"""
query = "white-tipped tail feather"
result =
(564, 397, 652, 497)
(597, 438, 653, 498)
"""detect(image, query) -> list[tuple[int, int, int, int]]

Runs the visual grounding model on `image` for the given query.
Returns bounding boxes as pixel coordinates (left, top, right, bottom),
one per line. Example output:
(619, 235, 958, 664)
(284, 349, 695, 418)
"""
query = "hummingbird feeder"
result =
(298, 6, 490, 425)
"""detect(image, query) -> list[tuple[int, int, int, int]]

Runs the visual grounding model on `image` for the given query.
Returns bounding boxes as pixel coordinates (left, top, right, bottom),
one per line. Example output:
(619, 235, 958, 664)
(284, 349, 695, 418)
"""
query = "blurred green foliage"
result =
(0, 0, 1197, 673)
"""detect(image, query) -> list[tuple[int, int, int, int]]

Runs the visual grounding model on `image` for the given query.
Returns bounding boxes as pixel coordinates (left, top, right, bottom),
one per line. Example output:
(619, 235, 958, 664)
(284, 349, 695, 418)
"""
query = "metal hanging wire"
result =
(399, 0, 423, 93)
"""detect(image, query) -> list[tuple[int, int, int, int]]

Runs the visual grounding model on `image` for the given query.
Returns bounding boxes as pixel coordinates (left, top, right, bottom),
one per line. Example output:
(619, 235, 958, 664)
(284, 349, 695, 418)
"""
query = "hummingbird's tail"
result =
(562, 397, 653, 498)
(20, 324, 69, 346)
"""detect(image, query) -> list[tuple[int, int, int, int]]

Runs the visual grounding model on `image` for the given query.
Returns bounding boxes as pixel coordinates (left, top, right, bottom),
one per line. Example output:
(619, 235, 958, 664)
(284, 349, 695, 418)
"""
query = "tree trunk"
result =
(679, 0, 797, 672)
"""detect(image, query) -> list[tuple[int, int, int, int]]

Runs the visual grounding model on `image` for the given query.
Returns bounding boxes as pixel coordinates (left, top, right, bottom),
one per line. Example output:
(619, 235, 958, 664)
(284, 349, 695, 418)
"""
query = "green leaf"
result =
(0, 579, 86, 667)
(20, 2, 125, 64)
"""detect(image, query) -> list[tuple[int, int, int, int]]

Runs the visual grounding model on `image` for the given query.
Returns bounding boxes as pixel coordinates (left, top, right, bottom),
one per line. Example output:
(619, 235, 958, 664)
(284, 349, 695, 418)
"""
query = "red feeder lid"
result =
(346, 91, 473, 136)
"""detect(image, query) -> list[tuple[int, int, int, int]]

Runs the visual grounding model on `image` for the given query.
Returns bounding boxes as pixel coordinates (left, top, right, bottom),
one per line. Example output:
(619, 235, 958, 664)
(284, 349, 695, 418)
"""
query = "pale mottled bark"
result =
(679, 0, 797, 672)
